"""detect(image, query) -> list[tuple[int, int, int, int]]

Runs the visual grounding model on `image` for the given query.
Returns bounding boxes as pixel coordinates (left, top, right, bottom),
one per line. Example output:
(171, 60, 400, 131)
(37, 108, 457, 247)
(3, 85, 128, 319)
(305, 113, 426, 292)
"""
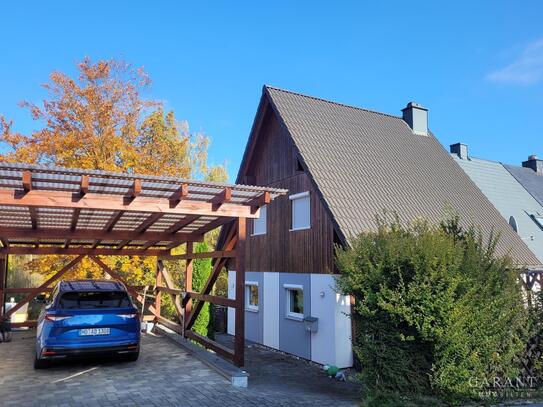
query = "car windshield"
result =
(59, 291, 131, 309)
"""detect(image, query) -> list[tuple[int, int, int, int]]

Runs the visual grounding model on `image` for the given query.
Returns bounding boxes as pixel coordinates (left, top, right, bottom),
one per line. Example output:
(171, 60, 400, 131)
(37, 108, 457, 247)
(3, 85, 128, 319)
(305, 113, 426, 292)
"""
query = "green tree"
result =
(0, 57, 227, 281)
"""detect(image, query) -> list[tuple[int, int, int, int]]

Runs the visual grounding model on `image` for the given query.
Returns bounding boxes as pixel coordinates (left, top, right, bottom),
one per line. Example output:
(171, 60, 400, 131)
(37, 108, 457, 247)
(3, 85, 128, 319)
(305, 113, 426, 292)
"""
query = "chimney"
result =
(450, 143, 469, 160)
(402, 102, 428, 135)
(522, 155, 543, 174)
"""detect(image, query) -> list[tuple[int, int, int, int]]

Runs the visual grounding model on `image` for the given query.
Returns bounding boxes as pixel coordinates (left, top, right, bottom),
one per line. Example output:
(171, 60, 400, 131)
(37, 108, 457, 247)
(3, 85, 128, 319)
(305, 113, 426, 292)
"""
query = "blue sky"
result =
(0, 1, 542, 181)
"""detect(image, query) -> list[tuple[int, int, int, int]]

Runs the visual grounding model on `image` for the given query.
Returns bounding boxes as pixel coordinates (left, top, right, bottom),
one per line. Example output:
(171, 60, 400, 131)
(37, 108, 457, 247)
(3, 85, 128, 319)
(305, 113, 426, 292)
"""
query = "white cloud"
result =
(486, 39, 543, 85)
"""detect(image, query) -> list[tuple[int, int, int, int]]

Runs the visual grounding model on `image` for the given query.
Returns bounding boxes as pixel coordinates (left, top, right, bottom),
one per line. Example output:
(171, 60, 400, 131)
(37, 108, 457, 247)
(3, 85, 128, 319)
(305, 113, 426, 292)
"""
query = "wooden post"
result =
(185, 241, 194, 326)
(0, 255, 6, 317)
(155, 258, 162, 318)
(234, 217, 246, 367)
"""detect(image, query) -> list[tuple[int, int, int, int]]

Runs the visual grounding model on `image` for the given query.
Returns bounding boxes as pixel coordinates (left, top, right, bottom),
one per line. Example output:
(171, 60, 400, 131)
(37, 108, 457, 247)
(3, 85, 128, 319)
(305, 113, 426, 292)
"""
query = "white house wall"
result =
(227, 270, 353, 368)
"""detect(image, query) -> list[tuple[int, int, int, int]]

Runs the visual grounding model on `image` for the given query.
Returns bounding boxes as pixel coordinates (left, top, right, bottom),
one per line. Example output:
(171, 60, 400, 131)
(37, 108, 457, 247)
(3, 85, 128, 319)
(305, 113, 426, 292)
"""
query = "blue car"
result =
(35, 280, 141, 369)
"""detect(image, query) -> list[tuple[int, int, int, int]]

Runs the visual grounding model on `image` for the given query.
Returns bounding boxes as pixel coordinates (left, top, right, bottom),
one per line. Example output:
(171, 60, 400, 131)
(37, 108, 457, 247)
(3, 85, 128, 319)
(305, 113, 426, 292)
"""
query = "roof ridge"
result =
(264, 85, 402, 120)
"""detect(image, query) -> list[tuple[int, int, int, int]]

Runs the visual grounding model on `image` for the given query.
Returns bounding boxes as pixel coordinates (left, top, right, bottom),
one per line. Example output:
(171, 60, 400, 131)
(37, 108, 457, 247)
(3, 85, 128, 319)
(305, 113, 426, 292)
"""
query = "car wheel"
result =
(34, 354, 48, 369)
(124, 351, 139, 362)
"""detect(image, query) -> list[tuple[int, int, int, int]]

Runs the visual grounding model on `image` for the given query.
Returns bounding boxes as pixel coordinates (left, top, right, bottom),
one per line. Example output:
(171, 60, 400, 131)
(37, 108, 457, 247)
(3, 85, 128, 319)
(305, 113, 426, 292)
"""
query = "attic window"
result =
(296, 159, 304, 173)
(509, 216, 519, 233)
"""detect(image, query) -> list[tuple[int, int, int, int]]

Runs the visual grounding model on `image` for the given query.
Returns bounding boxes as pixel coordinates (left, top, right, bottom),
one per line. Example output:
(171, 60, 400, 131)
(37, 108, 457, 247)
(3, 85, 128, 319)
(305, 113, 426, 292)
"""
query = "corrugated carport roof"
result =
(0, 162, 286, 256)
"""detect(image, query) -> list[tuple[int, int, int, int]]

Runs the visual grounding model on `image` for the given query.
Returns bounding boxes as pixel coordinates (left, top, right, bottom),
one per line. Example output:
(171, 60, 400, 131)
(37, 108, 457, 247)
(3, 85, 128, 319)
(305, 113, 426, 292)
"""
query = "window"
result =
(245, 282, 259, 312)
(59, 291, 131, 309)
(532, 215, 543, 230)
(284, 284, 304, 319)
(290, 191, 310, 231)
(252, 205, 267, 235)
(509, 216, 519, 233)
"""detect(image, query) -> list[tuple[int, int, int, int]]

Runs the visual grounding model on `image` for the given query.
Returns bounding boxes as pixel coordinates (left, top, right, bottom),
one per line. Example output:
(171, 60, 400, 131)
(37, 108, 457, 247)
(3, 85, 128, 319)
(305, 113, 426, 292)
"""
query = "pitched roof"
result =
(504, 164, 543, 208)
(452, 154, 543, 263)
(261, 86, 540, 266)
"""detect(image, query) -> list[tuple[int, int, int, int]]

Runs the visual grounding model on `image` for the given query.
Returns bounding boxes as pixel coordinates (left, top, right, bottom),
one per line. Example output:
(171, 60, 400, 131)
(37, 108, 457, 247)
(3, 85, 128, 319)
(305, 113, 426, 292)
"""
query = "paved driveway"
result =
(0, 331, 359, 406)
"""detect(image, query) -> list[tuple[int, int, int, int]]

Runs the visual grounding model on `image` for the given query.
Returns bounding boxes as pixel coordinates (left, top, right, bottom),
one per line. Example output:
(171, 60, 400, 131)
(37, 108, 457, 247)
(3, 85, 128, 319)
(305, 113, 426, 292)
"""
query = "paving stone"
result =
(0, 331, 359, 406)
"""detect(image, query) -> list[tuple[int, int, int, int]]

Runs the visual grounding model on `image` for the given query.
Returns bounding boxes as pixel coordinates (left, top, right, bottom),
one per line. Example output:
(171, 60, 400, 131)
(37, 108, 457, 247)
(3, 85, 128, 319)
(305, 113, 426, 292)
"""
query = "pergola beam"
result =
(3, 255, 85, 319)
(0, 189, 260, 218)
(0, 247, 169, 256)
(0, 226, 203, 243)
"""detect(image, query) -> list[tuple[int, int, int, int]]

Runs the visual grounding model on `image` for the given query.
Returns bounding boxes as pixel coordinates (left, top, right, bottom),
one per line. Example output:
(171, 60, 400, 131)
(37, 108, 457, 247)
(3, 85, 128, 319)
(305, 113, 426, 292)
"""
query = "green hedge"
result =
(192, 241, 213, 338)
(336, 215, 529, 406)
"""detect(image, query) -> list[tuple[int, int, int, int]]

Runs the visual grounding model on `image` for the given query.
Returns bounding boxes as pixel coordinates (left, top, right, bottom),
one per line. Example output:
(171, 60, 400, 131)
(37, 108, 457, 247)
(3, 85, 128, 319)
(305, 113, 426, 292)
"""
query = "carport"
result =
(0, 162, 285, 367)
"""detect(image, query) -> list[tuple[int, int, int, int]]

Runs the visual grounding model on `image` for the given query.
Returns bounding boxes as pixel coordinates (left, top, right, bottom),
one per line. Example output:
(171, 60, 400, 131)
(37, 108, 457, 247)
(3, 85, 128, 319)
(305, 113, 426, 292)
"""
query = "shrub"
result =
(336, 215, 529, 406)
(192, 242, 213, 338)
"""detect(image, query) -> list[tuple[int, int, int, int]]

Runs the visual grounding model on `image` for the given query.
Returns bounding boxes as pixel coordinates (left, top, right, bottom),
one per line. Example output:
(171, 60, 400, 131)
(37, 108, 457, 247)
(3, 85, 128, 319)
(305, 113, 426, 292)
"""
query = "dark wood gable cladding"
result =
(238, 103, 335, 274)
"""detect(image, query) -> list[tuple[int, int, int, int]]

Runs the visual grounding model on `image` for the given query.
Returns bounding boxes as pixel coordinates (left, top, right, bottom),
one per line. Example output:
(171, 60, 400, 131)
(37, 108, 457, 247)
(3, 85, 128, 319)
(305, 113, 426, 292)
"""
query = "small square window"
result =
(245, 282, 259, 312)
(285, 285, 304, 319)
(290, 192, 310, 231)
(252, 205, 267, 235)
(532, 215, 543, 230)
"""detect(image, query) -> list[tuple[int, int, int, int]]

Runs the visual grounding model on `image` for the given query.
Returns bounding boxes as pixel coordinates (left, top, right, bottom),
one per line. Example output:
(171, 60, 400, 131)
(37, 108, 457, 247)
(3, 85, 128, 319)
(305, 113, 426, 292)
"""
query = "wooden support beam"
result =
(3, 255, 85, 319)
(0, 246, 169, 256)
(155, 315, 184, 335)
(155, 259, 162, 318)
(80, 175, 90, 195)
(194, 217, 234, 236)
(0, 189, 260, 218)
(136, 213, 164, 233)
(4, 285, 145, 294)
(129, 179, 142, 198)
(185, 241, 194, 324)
(185, 330, 235, 360)
(211, 187, 232, 211)
(185, 224, 237, 330)
(164, 215, 200, 234)
(88, 256, 158, 315)
(0, 238, 8, 248)
(183, 292, 235, 308)
(11, 320, 37, 328)
(159, 250, 236, 260)
(22, 170, 32, 192)
(156, 286, 184, 296)
(0, 226, 203, 243)
(29, 207, 38, 229)
(249, 191, 270, 214)
(94, 210, 124, 249)
(70, 208, 81, 230)
(0, 256, 6, 317)
(141, 240, 159, 250)
(158, 260, 184, 324)
(105, 211, 124, 231)
(234, 217, 246, 367)
(64, 208, 82, 249)
(169, 183, 189, 205)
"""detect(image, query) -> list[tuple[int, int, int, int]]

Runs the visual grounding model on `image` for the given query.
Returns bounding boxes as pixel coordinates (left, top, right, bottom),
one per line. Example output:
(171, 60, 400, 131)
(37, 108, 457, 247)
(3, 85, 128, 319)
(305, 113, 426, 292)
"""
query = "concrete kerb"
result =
(154, 324, 249, 388)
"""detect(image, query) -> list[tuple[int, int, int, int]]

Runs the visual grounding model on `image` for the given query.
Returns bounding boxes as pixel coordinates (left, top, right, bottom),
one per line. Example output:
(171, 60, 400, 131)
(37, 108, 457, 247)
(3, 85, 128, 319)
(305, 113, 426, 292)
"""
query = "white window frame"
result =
(252, 205, 267, 236)
(289, 191, 311, 231)
(245, 281, 259, 312)
(284, 284, 304, 320)
(532, 215, 543, 229)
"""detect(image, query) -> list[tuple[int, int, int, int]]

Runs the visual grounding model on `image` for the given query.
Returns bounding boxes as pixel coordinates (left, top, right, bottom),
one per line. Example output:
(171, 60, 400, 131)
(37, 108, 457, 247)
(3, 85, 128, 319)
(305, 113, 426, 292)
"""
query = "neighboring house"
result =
(450, 144, 543, 263)
(505, 155, 543, 208)
(225, 86, 540, 368)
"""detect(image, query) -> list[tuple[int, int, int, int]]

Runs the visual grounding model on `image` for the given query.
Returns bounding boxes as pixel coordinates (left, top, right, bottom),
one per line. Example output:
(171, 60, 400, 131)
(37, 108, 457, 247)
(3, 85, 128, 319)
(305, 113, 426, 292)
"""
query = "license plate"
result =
(79, 328, 110, 336)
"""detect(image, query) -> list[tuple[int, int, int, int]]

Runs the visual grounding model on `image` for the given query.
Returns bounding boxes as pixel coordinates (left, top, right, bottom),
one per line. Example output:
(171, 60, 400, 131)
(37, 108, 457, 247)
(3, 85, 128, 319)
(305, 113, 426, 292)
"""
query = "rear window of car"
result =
(58, 291, 131, 309)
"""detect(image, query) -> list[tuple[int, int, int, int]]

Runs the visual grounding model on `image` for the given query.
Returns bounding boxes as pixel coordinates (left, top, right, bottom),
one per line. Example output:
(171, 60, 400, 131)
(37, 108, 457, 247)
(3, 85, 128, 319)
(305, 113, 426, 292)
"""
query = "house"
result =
(225, 86, 540, 368)
(505, 155, 543, 208)
(450, 145, 543, 263)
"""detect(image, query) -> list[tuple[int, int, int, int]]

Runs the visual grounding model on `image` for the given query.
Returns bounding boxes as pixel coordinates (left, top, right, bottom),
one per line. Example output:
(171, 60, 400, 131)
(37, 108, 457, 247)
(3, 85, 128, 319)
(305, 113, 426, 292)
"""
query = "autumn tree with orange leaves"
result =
(0, 58, 227, 285)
